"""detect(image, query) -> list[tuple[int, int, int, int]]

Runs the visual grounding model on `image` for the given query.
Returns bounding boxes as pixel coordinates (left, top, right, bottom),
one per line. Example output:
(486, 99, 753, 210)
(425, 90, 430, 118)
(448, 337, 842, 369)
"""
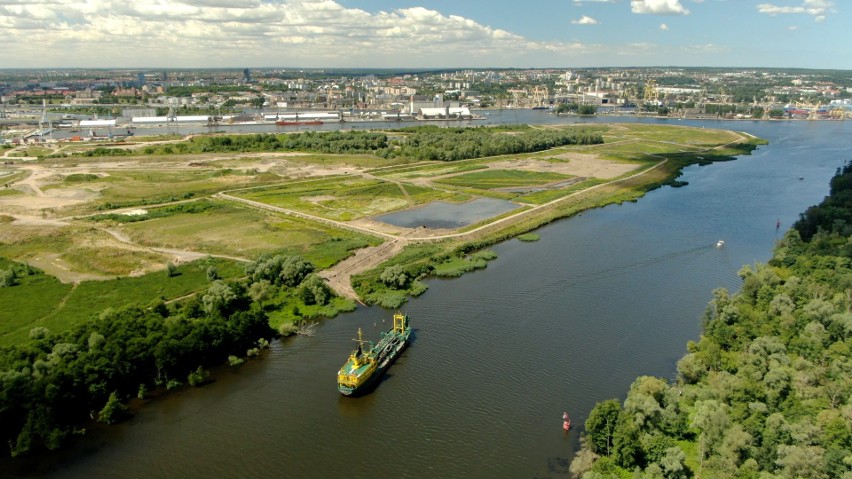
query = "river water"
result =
(7, 115, 850, 478)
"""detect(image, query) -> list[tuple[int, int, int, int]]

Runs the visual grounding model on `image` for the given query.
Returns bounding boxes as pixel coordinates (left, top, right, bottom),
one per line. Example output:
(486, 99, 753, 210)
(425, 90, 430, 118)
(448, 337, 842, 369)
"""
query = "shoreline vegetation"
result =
(0, 123, 764, 457)
(571, 162, 852, 479)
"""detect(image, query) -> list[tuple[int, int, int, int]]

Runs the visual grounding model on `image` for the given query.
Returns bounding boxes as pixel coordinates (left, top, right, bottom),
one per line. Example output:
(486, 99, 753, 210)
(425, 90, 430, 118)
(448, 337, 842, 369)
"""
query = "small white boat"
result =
(715, 240, 725, 248)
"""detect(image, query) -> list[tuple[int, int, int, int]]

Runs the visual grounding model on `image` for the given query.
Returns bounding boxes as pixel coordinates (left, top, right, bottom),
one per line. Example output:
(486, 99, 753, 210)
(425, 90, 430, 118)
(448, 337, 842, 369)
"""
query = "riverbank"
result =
(572, 161, 852, 478)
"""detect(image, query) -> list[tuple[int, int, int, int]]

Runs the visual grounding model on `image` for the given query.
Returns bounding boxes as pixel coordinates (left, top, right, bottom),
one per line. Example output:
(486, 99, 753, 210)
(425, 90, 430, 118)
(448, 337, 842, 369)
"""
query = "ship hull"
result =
(275, 120, 323, 126)
(338, 367, 384, 396)
(338, 339, 408, 396)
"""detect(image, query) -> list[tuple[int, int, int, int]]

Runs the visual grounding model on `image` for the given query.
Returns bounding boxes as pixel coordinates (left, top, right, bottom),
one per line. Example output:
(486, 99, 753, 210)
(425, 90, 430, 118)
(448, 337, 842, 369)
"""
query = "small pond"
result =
(376, 198, 520, 229)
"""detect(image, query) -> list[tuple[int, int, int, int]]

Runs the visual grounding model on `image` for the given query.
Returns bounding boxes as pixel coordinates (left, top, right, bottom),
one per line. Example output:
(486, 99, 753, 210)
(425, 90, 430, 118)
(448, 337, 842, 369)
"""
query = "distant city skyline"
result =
(0, 0, 848, 70)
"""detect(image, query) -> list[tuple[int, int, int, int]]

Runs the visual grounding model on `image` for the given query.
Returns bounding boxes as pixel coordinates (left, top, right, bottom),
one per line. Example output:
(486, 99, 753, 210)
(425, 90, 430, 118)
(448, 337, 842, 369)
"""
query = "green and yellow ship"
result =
(337, 312, 411, 396)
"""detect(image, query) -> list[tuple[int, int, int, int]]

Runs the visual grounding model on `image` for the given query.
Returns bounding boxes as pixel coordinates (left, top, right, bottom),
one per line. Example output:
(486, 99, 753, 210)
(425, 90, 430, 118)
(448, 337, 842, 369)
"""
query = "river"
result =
(6, 116, 850, 478)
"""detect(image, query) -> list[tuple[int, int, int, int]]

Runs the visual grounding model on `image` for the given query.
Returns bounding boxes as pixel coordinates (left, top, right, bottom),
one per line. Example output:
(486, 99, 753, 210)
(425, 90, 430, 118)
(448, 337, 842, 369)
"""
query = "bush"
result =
(299, 274, 331, 305)
(206, 266, 219, 282)
(98, 392, 127, 424)
(517, 233, 540, 242)
(380, 265, 408, 288)
(0, 268, 17, 287)
(187, 366, 210, 387)
(279, 323, 299, 337)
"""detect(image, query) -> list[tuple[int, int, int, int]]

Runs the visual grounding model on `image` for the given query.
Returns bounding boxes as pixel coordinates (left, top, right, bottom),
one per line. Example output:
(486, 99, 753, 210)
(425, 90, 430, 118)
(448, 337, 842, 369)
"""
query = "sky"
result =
(0, 0, 848, 70)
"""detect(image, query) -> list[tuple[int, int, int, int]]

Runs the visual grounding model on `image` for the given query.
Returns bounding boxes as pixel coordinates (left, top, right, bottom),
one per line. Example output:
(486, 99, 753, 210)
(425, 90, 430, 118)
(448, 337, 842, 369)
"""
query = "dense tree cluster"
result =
(244, 253, 315, 287)
(0, 283, 273, 457)
(555, 104, 599, 115)
(383, 126, 603, 161)
(86, 127, 602, 162)
(575, 161, 852, 479)
(379, 264, 409, 288)
(793, 161, 852, 243)
(299, 274, 331, 306)
(190, 131, 389, 155)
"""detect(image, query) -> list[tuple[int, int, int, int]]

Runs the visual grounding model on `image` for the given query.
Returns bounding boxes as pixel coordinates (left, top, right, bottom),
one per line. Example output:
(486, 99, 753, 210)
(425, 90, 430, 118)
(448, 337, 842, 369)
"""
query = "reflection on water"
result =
(376, 198, 519, 228)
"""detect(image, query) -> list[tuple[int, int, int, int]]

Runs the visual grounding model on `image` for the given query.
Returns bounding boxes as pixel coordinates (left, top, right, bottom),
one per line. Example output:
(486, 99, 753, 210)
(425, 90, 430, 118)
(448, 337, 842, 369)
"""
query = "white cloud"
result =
(572, 15, 600, 24)
(688, 43, 728, 53)
(631, 0, 690, 15)
(757, 0, 835, 20)
(660, 23, 669, 30)
(616, 42, 659, 56)
(0, 0, 611, 68)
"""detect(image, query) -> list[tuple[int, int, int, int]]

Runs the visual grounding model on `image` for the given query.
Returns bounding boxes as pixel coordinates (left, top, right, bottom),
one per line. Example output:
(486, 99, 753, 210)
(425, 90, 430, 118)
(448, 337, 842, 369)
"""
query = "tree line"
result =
(381, 126, 603, 161)
(572, 161, 852, 479)
(68, 126, 603, 163)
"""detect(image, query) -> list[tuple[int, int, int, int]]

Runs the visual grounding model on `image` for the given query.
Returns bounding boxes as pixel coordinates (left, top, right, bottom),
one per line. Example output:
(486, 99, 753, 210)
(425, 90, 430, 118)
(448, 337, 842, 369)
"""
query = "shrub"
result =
(0, 268, 17, 287)
(187, 366, 210, 387)
(98, 392, 127, 424)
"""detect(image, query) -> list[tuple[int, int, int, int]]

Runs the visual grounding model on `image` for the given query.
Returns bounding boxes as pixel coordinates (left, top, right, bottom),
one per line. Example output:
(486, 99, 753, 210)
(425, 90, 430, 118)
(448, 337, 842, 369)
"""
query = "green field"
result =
(606, 123, 743, 147)
(49, 167, 282, 215)
(236, 177, 451, 220)
(8, 146, 52, 157)
(0, 258, 245, 346)
(113, 201, 381, 268)
(0, 223, 171, 277)
(514, 178, 606, 204)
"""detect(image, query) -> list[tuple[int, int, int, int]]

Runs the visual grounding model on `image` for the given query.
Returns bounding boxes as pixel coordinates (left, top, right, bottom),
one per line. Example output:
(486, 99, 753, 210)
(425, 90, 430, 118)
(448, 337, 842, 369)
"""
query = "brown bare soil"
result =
(487, 154, 638, 179)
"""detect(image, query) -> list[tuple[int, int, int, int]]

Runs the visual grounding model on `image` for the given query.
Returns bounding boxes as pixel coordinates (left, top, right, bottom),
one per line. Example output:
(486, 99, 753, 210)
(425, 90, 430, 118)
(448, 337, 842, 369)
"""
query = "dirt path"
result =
(318, 239, 407, 304)
(14, 166, 45, 197)
(37, 282, 79, 324)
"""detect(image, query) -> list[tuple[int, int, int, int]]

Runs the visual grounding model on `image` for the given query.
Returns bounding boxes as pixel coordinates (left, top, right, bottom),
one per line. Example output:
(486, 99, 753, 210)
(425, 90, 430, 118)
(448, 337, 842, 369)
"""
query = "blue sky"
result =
(0, 0, 848, 69)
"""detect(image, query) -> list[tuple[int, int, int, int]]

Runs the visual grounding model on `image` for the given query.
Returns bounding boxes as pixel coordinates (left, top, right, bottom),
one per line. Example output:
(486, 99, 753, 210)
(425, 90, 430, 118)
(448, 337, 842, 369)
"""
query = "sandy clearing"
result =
(0, 194, 93, 210)
(489, 154, 638, 179)
(9, 214, 72, 227)
(105, 228, 251, 264)
(0, 155, 360, 214)
(26, 254, 113, 283)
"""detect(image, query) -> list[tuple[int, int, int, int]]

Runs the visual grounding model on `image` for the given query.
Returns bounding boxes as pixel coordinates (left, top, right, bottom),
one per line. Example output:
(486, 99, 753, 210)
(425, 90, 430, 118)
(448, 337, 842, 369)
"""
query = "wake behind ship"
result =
(337, 312, 411, 396)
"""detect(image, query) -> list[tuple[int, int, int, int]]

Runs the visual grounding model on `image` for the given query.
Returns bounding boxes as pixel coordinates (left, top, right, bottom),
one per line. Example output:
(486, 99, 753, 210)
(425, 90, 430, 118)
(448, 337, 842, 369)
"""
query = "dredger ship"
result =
(337, 312, 411, 396)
